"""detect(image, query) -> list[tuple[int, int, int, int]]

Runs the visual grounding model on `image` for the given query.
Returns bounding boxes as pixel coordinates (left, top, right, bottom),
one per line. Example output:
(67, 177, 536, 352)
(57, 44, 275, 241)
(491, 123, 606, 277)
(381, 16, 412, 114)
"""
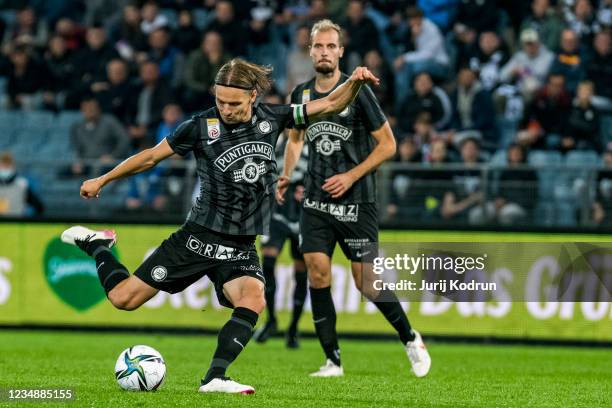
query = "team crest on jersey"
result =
(302, 89, 311, 103)
(233, 157, 266, 183)
(207, 118, 220, 140)
(306, 121, 352, 156)
(257, 120, 271, 134)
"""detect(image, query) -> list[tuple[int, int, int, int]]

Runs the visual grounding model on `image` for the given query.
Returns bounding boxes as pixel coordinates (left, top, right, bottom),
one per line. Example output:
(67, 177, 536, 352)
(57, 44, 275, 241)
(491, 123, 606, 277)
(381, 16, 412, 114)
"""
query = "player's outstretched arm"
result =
(305, 67, 380, 122)
(276, 128, 304, 204)
(79, 139, 175, 199)
(322, 121, 396, 199)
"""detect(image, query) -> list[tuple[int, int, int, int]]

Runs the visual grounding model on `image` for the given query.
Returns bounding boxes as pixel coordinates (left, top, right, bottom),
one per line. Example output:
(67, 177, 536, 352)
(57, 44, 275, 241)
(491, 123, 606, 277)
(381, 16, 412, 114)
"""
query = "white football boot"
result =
(405, 330, 431, 378)
(198, 377, 255, 394)
(61, 226, 116, 255)
(309, 359, 344, 377)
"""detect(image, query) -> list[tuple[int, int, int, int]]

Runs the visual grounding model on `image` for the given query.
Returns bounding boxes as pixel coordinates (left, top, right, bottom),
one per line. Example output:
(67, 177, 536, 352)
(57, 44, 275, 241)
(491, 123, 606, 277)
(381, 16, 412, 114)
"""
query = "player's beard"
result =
(315, 61, 335, 75)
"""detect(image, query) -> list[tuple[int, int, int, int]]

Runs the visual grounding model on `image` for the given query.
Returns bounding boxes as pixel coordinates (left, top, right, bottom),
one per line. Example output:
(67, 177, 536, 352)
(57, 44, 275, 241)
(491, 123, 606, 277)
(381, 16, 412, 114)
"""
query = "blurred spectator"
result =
(564, 0, 597, 42)
(454, 0, 498, 34)
(412, 112, 442, 157)
(427, 138, 451, 165)
(127, 61, 173, 149)
(550, 29, 584, 93)
(93, 58, 133, 123)
(140, 1, 169, 35)
(286, 25, 315, 95)
(0, 151, 44, 217)
(111, 4, 148, 60)
(3, 5, 48, 49)
(394, 7, 449, 109)
(204, 0, 248, 57)
(517, 73, 572, 150)
(125, 103, 186, 212)
(449, 66, 497, 150)
(500, 28, 554, 100)
(474, 143, 537, 225)
(592, 146, 612, 225)
(597, 0, 612, 29)
(585, 30, 612, 107)
(386, 136, 423, 220)
(69, 97, 130, 176)
(342, 0, 379, 58)
(465, 31, 510, 92)
(5, 45, 47, 110)
(141, 27, 185, 89)
(84, 0, 130, 29)
(69, 25, 120, 107)
(441, 138, 484, 222)
(363, 49, 394, 113)
(183, 31, 229, 112)
(43, 35, 76, 110)
(564, 80, 601, 152)
(416, 0, 460, 32)
(173, 8, 201, 53)
(397, 72, 451, 134)
(520, 0, 564, 52)
(53, 17, 86, 51)
(451, 0, 498, 71)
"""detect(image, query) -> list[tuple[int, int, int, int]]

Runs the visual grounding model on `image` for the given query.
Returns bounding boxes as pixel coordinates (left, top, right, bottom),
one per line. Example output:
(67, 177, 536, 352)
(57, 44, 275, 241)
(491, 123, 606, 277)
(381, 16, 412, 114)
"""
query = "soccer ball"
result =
(115, 345, 166, 391)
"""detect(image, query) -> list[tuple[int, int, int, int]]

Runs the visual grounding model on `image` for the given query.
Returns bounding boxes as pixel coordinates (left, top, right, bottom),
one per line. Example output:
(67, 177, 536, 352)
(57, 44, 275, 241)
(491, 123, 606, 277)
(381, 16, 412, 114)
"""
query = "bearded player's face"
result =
(310, 30, 344, 75)
(215, 85, 256, 124)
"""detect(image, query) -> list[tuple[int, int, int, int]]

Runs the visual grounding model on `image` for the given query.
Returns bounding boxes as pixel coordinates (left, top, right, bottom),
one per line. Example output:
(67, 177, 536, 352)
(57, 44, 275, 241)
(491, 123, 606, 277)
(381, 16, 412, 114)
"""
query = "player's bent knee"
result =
(108, 289, 137, 311)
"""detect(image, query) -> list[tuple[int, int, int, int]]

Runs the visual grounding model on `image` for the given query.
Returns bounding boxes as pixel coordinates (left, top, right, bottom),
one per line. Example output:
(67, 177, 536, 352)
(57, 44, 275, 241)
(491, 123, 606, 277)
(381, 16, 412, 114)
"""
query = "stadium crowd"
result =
(0, 0, 610, 227)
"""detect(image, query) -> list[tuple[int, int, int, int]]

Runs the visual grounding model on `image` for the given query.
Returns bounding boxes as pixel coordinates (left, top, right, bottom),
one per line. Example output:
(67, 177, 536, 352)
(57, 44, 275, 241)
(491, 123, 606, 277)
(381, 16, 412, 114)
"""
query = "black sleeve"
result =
(267, 103, 308, 131)
(166, 118, 199, 156)
(357, 84, 387, 132)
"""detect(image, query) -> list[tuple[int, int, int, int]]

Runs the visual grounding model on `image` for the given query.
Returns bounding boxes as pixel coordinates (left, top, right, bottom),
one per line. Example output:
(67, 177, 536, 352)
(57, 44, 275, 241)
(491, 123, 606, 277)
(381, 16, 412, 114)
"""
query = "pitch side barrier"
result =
(1, 221, 612, 345)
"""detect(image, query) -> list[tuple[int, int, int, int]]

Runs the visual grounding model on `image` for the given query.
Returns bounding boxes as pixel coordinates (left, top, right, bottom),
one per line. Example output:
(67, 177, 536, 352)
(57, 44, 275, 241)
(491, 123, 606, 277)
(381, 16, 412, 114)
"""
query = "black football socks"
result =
(373, 290, 415, 343)
(288, 268, 307, 338)
(309, 286, 341, 366)
(262, 255, 277, 323)
(91, 245, 129, 295)
(203, 307, 259, 384)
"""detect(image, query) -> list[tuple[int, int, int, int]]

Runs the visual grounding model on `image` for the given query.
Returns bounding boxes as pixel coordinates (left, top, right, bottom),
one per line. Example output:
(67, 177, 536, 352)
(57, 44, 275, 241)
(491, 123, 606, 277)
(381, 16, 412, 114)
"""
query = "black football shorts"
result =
(134, 222, 264, 308)
(299, 200, 378, 262)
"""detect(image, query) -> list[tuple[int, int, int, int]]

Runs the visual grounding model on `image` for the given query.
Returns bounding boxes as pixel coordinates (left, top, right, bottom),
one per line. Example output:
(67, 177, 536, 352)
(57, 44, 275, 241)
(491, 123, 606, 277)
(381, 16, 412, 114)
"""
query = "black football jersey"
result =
(289, 74, 387, 204)
(166, 102, 307, 236)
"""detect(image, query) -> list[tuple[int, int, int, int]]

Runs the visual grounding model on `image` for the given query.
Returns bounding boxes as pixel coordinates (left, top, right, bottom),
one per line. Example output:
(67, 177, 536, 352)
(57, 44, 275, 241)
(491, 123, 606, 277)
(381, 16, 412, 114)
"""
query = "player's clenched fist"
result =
(80, 177, 104, 199)
(275, 175, 290, 204)
(349, 67, 380, 86)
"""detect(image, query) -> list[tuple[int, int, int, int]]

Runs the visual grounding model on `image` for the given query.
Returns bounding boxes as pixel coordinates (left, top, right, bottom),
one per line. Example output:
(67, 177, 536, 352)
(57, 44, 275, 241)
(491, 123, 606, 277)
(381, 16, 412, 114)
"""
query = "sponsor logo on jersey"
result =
(302, 89, 311, 103)
(306, 121, 352, 156)
(186, 235, 250, 261)
(306, 121, 352, 142)
(304, 199, 359, 222)
(214, 141, 274, 171)
(206, 118, 220, 142)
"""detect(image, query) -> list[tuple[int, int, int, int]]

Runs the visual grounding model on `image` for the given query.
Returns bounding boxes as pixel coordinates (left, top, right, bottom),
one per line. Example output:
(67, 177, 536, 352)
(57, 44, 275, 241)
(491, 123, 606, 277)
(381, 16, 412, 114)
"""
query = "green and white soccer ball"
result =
(115, 345, 166, 391)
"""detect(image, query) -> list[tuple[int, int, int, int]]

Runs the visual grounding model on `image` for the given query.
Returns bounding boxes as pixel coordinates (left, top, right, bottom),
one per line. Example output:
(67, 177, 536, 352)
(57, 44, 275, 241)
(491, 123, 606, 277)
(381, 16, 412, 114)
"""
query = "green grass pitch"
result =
(0, 330, 610, 407)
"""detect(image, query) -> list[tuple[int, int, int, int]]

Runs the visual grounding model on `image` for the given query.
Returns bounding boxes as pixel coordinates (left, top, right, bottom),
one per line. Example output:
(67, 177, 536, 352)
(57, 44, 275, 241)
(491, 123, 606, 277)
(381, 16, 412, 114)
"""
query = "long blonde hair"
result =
(215, 58, 273, 95)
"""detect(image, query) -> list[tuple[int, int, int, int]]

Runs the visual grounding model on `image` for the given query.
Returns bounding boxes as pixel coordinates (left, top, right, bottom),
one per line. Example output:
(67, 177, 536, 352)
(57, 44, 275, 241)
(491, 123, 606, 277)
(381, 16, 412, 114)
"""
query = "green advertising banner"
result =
(1, 222, 612, 341)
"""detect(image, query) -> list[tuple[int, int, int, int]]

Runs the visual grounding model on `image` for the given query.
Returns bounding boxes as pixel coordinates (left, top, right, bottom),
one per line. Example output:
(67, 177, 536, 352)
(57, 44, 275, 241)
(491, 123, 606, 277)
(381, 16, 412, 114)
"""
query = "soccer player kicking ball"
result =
(278, 20, 431, 378)
(61, 58, 380, 394)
